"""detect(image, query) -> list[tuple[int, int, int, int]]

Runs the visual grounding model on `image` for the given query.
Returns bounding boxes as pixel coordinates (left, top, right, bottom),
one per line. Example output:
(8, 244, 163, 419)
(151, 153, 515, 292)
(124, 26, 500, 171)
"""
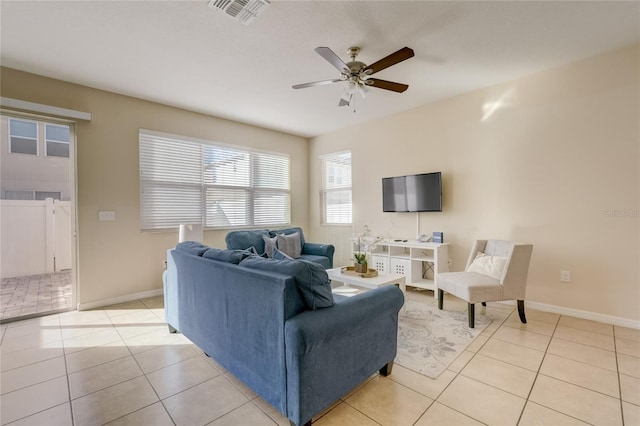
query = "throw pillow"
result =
(272, 247, 293, 260)
(262, 235, 278, 258)
(276, 232, 302, 258)
(467, 252, 507, 280)
(239, 256, 334, 310)
(202, 247, 250, 264)
(175, 241, 210, 256)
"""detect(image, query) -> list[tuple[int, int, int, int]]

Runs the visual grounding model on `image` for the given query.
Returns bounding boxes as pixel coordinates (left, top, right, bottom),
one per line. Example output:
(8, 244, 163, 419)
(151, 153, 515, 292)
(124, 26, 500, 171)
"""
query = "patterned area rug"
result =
(396, 297, 492, 379)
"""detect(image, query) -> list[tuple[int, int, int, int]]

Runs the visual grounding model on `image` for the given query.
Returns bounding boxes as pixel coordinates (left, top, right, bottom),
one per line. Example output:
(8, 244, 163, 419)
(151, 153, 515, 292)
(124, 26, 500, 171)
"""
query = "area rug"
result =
(395, 297, 492, 379)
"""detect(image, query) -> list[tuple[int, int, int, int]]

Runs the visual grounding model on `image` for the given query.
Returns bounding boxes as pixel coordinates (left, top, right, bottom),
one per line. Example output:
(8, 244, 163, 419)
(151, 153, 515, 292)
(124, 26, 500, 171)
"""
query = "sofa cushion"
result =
(226, 229, 271, 254)
(263, 235, 278, 258)
(270, 227, 306, 246)
(276, 232, 302, 258)
(203, 247, 251, 264)
(240, 256, 334, 310)
(175, 241, 210, 256)
(273, 248, 293, 260)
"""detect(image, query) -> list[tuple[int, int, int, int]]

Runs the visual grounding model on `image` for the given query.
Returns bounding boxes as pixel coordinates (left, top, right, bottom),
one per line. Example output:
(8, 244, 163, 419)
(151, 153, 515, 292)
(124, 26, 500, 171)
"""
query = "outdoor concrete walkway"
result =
(0, 270, 72, 321)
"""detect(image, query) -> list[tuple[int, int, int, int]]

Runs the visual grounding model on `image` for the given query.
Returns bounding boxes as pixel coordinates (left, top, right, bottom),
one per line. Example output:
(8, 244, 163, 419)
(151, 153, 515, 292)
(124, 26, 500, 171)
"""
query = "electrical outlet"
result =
(560, 270, 571, 283)
(98, 210, 116, 221)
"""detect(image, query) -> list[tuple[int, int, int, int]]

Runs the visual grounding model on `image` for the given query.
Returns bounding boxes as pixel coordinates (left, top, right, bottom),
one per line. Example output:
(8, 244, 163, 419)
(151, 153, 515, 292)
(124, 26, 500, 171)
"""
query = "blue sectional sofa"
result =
(225, 227, 335, 269)
(164, 242, 403, 426)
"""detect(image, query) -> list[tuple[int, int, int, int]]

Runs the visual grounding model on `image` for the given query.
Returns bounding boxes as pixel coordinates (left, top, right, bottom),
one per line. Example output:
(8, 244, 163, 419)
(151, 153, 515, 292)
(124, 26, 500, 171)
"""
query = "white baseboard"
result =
(500, 300, 640, 330)
(77, 288, 163, 311)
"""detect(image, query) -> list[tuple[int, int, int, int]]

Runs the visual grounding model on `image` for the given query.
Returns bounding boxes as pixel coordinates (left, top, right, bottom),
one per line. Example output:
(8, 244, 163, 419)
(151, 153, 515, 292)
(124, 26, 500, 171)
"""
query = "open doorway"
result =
(0, 115, 76, 322)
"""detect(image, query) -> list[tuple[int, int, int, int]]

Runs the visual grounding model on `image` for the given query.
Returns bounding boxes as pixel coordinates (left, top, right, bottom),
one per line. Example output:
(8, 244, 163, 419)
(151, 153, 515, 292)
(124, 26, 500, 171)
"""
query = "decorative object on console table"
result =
(433, 232, 444, 243)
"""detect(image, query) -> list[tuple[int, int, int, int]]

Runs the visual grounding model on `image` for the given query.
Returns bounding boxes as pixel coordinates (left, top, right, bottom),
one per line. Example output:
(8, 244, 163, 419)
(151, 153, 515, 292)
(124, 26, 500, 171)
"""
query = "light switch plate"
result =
(98, 210, 116, 221)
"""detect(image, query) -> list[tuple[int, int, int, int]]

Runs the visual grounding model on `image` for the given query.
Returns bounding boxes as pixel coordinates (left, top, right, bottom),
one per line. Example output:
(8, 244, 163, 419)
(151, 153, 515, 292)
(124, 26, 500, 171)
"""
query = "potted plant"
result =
(352, 225, 383, 273)
(353, 252, 368, 273)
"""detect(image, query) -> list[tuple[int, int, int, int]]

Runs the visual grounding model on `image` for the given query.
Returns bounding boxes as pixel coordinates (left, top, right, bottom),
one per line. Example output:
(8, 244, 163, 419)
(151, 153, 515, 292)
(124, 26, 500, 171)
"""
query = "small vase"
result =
(354, 262, 368, 273)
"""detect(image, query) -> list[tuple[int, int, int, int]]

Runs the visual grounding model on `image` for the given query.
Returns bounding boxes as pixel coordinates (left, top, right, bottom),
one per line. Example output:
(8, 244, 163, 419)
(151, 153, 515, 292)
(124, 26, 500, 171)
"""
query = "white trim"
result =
(77, 288, 163, 311)
(499, 300, 640, 330)
(1, 97, 91, 121)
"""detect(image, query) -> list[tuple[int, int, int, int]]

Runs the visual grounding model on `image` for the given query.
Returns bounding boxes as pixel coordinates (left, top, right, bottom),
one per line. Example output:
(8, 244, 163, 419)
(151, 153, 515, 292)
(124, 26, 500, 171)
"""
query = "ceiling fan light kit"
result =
(293, 45, 414, 108)
(208, 0, 270, 25)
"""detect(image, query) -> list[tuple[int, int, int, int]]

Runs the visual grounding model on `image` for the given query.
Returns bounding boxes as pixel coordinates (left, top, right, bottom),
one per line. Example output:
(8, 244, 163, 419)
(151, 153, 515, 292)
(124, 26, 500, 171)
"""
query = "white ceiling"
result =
(1, 1, 639, 138)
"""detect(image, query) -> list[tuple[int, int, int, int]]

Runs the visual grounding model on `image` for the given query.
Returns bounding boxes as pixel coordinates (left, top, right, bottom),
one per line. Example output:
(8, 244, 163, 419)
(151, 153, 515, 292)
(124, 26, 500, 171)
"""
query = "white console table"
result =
(367, 240, 449, 296)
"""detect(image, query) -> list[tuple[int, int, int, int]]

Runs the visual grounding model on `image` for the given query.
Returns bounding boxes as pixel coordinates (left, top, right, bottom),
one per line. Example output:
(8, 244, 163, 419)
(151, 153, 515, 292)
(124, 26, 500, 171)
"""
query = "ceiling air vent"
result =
(208, 0, 270, 25)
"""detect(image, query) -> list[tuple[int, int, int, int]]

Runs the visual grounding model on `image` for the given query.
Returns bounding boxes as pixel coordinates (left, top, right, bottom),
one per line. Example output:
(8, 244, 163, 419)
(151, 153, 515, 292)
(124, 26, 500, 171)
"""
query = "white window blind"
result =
(321, 150, 352, 224)
(139, 130, 290, 230)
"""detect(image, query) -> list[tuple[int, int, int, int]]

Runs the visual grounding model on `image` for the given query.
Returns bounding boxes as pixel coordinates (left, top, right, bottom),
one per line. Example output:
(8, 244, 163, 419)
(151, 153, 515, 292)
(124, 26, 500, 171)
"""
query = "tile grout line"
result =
(412, 305, 514, 426)
(613, 326, 626, 426)
(59, 312, 77, 426)
(514, 312, 561, 425)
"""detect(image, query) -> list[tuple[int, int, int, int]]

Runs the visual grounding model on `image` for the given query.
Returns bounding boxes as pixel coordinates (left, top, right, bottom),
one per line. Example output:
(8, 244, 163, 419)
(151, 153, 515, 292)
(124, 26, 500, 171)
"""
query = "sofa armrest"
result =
(284, 286, 403, 426)
(302, 242, 335, 268)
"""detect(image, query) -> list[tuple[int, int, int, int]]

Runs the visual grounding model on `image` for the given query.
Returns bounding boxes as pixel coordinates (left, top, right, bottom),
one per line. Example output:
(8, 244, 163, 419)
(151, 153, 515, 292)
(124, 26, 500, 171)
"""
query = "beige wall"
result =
(0, 67, 309, 306)
(310, 45, 640, 323)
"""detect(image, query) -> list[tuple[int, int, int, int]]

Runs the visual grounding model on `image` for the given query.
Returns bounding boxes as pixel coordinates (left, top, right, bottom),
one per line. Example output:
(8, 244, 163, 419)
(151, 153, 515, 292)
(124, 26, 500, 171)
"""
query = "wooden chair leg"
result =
(517, 300, 527, 324)
(438, 289, 444, 309)
(468, 303, 475, 328)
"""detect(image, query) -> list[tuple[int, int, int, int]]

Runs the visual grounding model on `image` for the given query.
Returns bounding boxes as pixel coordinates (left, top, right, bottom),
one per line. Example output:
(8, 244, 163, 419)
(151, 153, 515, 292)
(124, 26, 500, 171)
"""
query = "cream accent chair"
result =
(437, 240, 533, 328)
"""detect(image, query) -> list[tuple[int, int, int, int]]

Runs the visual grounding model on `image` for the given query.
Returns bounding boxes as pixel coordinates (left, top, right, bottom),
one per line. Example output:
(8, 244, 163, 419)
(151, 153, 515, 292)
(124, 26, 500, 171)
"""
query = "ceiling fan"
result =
(293, 46, 415, 107)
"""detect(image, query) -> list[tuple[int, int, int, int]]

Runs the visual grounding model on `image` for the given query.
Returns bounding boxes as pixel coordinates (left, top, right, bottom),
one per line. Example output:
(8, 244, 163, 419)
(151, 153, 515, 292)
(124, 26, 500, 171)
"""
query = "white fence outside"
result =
(1, 199, 72, 278)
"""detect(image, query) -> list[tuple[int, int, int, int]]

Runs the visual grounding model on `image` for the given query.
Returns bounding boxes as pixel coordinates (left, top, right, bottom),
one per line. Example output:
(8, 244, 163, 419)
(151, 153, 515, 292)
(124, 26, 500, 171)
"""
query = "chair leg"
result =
(468, 303, 475, 328)
(438, 289, 444, 309)
(379, 361, 393, 376)
(517, 300, 527, 324)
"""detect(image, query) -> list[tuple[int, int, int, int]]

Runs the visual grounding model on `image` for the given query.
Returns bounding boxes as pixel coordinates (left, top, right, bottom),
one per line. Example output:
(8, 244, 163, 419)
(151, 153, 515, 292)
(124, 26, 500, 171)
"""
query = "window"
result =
(9, 118, 38, 155)
(321, 150, 352, 224)
(45, 124, 70, 158)
(0, 190, 61, 200)
(139, 130, 290, 230)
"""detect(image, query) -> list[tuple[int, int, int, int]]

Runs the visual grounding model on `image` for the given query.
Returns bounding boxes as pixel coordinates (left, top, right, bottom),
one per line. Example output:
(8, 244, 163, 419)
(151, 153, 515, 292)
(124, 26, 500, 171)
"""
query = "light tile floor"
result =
(0, 271, 73, 321)
(0, 290, 638, 426)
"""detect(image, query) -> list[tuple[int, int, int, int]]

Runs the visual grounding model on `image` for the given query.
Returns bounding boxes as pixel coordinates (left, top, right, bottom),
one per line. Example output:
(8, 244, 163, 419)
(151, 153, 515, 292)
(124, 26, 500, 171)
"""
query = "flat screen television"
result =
(382, 172, 442, 212)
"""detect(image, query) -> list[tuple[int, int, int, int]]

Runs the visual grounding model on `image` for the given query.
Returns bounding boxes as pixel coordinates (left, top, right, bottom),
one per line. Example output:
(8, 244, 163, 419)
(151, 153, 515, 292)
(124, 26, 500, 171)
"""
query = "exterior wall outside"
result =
(0, 116, 71, 201)
(0, 67, 309, 306)
(309, 45, 640, 323)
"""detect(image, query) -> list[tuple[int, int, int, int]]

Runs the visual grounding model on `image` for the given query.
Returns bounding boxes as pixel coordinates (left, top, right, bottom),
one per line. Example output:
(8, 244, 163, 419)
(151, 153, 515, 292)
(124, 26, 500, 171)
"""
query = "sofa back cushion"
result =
(175, 241, 210, 256)
(226, 229, 271, 253)
(203, 247, 254, 264)
(240, 256, 334, 310)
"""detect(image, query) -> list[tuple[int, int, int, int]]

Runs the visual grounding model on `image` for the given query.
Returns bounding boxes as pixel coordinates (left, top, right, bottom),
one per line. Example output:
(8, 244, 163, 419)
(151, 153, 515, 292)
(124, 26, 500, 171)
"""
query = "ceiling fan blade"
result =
(367, 78, 409, 93)
(363, 47, 414, 75)
(315, 47, 349, 73)
(292, 79, 342, 89)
